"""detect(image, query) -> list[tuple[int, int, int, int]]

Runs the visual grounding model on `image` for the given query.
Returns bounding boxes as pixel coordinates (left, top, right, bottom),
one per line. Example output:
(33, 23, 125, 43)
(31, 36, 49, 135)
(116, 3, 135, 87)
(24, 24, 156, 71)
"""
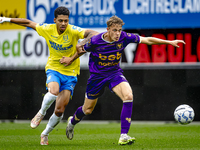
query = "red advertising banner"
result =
(122, 28, 200, 66)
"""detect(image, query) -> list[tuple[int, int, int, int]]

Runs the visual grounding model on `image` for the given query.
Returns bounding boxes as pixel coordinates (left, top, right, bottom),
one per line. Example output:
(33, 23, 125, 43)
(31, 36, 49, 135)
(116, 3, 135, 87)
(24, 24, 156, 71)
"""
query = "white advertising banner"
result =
(0, 30, 48, 69)
(0, 29, 107, 69)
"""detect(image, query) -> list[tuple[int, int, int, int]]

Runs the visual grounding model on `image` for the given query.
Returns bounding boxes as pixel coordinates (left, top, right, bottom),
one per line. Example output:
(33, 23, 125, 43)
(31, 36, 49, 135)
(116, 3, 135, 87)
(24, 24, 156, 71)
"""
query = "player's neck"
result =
(103, 32, 113, 42)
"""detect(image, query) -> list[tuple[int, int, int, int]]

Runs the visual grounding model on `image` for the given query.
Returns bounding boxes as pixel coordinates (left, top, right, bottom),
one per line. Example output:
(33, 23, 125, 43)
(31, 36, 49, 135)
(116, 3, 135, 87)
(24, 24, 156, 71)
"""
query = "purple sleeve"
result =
(124, 32, 140, 43)
(84, 38, 93, 52)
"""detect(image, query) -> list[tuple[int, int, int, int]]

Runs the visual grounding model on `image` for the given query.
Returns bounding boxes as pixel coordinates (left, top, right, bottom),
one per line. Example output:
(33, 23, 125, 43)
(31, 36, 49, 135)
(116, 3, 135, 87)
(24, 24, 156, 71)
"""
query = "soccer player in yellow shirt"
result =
(0, 6, 98, 145)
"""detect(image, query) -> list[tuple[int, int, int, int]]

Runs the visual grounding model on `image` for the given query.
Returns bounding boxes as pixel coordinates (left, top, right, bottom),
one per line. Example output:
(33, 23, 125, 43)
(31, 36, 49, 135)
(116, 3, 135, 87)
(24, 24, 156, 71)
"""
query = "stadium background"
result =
(0, 0, 200, 121)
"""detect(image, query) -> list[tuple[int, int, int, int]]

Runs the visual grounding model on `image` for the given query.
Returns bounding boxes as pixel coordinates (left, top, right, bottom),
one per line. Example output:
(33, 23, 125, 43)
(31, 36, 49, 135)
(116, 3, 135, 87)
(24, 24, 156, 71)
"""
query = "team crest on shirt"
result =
(63, 35, 70, 43)
(116, 43, 123, 49)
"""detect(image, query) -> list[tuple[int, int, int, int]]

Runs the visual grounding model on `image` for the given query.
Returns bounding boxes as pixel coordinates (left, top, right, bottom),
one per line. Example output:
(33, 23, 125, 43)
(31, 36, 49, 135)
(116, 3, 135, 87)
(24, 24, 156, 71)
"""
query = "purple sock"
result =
(71, 106, 86, 125)
(121, 101, 133, 134)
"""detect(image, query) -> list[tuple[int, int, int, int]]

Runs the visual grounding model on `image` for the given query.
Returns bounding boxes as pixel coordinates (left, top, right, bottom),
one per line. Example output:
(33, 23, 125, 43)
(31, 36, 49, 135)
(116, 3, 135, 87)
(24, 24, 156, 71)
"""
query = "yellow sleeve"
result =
(36, 23, 52, 36)
(70, 25, 85, 40)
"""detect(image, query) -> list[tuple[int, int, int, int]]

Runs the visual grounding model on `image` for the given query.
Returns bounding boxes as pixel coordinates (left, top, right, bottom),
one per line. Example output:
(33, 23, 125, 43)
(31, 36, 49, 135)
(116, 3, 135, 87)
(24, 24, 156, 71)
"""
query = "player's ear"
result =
(54, 18, 56, 23)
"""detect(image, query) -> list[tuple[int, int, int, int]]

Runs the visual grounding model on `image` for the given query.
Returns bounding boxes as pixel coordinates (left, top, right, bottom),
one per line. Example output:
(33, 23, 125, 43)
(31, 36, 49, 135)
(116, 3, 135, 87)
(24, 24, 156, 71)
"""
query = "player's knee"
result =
(84, 109, 93, 115)
(49, 90, 59, 96)
(55, 109, 64, 117)
(124, 92, 133, 101)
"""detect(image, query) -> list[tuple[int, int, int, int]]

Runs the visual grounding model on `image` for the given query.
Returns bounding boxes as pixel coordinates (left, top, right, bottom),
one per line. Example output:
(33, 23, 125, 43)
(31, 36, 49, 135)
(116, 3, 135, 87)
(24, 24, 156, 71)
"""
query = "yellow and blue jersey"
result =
(36, 23, 85, 76)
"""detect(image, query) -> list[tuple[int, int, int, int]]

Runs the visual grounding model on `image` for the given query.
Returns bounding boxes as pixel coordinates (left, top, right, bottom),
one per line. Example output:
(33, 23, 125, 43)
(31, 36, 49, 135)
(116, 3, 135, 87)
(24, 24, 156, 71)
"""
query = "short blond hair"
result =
(106, 15, 125, 27)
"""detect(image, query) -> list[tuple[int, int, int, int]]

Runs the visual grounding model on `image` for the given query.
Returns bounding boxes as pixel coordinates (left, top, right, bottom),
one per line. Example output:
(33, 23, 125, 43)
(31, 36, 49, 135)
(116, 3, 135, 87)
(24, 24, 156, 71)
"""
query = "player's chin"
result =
(60, 27, 66, 32)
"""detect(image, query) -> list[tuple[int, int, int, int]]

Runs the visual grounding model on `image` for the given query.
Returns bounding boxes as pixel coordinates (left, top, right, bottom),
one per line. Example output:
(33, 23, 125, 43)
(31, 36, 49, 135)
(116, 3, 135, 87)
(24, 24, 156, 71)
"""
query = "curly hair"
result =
(54, 6, 70, 18)
(106, 15, 125, 27)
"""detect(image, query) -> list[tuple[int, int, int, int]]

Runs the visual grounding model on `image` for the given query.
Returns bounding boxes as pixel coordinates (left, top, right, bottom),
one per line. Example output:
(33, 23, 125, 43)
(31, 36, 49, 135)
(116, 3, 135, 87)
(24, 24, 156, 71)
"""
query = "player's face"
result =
(54, 15, 69, 35)
(107, 24, 122, 42)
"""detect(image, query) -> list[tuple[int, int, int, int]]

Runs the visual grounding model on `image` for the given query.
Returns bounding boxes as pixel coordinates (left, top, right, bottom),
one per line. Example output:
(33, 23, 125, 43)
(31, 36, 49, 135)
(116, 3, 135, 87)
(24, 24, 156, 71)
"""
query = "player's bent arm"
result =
(140, 36, 185, 48)
(60, 51, 80, 66)
(60, 45, 86, 66)
(60, 50, 85, 66)
(60, 30, 98, 66)
(76, 29, 98, 55)
(0, 17, 37, 30)
(81, 29, 99, 45)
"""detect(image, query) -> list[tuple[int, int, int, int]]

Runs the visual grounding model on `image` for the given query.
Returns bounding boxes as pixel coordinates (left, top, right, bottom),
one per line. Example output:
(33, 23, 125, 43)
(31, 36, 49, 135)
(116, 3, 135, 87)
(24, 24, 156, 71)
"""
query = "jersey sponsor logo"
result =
(99, 52, 121, 61)
(98, 61, 120, 66)
(49, 40, 73, 51)
(98, 52, 122, 66)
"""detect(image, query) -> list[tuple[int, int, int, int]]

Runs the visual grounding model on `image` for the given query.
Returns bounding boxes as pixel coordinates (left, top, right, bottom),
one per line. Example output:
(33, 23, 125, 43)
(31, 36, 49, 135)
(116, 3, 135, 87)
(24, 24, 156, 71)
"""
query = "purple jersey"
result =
(84, 31, 140, 75)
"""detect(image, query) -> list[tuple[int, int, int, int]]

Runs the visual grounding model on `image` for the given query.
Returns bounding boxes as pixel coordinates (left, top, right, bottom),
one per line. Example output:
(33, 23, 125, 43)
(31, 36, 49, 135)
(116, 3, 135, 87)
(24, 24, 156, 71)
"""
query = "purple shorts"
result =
(86, 72, 128, 99)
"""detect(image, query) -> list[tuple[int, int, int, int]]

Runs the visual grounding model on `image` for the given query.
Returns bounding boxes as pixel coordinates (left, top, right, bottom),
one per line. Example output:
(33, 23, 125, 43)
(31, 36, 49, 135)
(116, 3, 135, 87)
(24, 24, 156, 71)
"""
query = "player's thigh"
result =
(46, 70, 61, 95)
(112, 81, 133, 101)
(83, 97, 98, 114)
(55, 90, 71, 109)
(47, 82, 60, 95)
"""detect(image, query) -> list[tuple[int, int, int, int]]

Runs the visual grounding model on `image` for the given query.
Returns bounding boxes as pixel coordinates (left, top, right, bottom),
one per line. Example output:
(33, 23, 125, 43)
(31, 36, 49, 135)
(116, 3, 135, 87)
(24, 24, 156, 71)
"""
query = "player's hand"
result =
(0, 17, 11, 23)
(171, 40, 186, 48)
(76, 44, 86, 55)
(60, 56, 73, 66)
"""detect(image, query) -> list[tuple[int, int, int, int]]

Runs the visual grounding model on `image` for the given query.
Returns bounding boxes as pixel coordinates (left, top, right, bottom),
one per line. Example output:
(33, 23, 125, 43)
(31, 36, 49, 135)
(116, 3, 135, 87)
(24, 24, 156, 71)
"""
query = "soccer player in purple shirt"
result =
(64, 16, 185, 145)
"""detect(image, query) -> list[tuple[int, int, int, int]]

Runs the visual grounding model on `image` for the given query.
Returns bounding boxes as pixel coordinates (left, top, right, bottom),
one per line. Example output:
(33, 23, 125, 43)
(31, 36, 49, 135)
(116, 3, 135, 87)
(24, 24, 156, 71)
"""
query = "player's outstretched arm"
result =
(140, 36, 185, 47)
(0, 17, 37, 30)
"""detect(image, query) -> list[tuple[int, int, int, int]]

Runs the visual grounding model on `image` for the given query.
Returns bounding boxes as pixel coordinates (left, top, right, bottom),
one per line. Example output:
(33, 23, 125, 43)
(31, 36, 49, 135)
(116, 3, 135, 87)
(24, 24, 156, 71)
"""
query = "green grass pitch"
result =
(0, 121, 199, 150)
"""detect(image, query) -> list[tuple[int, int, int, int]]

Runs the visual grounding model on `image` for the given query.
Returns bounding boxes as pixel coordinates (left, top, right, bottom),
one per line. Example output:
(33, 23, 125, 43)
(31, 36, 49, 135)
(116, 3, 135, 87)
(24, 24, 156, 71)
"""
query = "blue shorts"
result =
(46, 69, 77, 96)
(86, 72, 128, 99)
